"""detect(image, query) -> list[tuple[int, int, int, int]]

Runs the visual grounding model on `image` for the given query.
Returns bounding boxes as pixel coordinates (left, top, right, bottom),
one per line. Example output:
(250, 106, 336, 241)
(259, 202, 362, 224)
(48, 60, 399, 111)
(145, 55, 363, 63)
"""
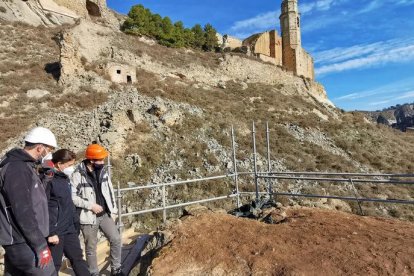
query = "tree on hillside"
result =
(183, 28, 196, 48)
(203, 24, 218, 51)
(171, 21, 186, 48)
(191, 24, 205, 49)
(149, 13, 163, 38)
(122, 4, 219, 52)
(122, 4, 152, 36)
(158, 16, 174, 47)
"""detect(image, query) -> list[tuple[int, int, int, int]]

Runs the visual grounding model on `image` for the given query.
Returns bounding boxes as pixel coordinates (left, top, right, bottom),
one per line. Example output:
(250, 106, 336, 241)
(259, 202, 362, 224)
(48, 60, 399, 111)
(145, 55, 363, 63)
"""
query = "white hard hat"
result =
(24, 127, 58, 148)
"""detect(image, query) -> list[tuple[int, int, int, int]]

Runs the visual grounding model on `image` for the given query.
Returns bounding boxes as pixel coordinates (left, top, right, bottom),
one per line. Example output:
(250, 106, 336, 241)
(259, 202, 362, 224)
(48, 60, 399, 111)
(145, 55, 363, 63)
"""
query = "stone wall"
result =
(243, 30, 282, 66)
(222, 35, 242, 49)
(295, 48, 314, 80)
(282, 46, 296, 73)
(107, 63, 137, 84)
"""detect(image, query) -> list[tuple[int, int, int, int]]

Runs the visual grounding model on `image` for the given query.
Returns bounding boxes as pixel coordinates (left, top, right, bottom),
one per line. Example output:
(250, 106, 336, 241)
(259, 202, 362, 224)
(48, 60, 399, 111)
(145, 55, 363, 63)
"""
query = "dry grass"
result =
(0, 22, 64, 146)
(129, 68, 414, 221)
(114, 33, 222, 70)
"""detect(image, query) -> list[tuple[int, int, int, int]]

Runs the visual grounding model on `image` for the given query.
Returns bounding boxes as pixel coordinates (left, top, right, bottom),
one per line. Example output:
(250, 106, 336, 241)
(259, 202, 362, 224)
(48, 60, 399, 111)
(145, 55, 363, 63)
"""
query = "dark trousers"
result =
(4, 242, 56, 276)
(48, 232, 89, 276)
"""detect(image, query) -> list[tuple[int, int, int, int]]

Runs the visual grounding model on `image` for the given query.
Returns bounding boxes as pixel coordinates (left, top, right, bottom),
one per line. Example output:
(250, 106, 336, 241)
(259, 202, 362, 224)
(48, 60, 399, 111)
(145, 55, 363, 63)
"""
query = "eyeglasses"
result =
(42, 144, 55, 153)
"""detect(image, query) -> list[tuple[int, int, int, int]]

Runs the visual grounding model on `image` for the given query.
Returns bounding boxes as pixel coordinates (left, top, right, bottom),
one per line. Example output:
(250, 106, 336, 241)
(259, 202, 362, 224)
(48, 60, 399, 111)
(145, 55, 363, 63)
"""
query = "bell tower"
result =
(279, 0, 301, 49)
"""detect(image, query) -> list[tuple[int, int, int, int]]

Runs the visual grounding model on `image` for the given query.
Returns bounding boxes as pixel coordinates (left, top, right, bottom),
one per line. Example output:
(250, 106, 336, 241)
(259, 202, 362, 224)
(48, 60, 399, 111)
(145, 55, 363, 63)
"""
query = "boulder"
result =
(148, 99, 168, 117)
(217, 80, 226, 89)
(26, 89, 50, 98)
(128, 109, 144, 124)
(160, 110, 182, 126)
(261, 207, 287, 224)
(99, 131, 119, 146)
(125, 153, 142, 169)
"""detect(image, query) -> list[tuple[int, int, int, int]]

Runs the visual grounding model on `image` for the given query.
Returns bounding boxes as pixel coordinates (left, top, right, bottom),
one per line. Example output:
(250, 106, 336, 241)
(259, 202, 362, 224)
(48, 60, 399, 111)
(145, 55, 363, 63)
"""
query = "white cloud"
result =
(359, 0, 383, 13)
(300, 0, 337, 14)
(359, 0, 414, 13)
(315, 38, 414, 75)
(396, 91, 414, 100)
(335, 78, 414, 102)
(229, 11, 279, 34)
(228, 0, 344, 37)
(368, 100, 394, 106)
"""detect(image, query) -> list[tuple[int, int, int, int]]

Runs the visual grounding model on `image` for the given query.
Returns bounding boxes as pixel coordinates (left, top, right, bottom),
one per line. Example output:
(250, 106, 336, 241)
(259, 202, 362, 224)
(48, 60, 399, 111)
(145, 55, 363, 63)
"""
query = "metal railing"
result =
(115, 122, 414, 237)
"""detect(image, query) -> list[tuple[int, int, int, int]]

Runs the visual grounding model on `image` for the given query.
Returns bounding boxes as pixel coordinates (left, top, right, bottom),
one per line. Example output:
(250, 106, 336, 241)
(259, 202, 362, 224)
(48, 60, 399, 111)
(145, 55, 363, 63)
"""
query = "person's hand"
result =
(48, 235, 59, 245)
(91, 204, 103, 214)
(36, 247, 52, 269)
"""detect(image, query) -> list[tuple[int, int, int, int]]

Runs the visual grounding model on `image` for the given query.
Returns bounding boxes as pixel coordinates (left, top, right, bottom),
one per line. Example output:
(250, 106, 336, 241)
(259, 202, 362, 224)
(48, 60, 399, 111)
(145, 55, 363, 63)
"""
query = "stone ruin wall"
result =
(243, 31, 283, 66)
(280, 46, 314, 80)
(282, 46, 296, 74)
(223, 35, 243, 49)
(269, 31, 283, 66)
(295, 47, 315, 80)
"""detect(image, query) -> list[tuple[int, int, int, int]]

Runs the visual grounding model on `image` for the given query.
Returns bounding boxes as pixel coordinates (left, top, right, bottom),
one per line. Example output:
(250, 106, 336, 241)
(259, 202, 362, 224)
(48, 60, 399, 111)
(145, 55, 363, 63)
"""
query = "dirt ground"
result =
(148, 207, 414, 275)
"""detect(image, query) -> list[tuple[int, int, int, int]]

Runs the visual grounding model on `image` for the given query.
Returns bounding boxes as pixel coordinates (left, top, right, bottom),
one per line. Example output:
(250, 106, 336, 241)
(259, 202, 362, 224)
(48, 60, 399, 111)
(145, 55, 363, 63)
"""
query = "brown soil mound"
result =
(148, 207, 414, 275)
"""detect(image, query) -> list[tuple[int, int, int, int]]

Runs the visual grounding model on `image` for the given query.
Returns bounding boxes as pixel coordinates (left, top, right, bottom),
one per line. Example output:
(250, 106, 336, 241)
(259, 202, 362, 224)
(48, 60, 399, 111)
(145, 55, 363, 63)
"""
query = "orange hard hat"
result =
(85, 144, 109, 160)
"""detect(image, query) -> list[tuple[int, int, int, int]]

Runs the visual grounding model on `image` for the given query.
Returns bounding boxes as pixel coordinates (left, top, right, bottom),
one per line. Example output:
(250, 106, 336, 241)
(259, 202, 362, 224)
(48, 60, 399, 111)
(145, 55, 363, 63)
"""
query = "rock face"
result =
(364, 103, 414, 131)
(0, 0, 119, 27)
(56, 20, 333, 108)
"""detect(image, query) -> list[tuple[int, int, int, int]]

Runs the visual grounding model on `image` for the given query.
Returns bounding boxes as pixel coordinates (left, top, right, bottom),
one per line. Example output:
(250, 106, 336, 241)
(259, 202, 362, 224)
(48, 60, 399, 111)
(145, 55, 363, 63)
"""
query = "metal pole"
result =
(107, 154, 112, 178)
(231, 126, 241, 207)
(162, 184, 167, 224)
(266, 122, 272, 201)
(252, 122, 259, 203)
(349, 178, 364, 216)
(117, 181, 124, 237)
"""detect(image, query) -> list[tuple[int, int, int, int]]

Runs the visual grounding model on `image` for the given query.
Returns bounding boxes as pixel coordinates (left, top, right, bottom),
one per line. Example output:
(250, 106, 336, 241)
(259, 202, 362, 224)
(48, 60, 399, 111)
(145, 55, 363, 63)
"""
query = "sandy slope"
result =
(148, 207, 414, 275)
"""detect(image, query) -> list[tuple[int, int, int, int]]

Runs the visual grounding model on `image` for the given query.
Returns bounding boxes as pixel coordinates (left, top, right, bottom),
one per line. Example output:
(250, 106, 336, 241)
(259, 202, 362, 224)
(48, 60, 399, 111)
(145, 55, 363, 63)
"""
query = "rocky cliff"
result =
(363, 103, 414, 131)
(0, 0, 120, 27)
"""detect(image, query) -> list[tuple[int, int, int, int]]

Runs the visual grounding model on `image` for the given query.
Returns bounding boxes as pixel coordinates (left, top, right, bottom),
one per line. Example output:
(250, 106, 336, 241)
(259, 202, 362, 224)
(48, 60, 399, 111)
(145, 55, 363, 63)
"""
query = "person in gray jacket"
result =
(71, 144, 122, 276)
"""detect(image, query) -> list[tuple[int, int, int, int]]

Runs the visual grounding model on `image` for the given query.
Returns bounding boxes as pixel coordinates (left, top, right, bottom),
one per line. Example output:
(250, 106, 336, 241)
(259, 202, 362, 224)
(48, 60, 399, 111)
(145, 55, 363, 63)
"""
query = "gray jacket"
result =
(71, 162, 117, 225)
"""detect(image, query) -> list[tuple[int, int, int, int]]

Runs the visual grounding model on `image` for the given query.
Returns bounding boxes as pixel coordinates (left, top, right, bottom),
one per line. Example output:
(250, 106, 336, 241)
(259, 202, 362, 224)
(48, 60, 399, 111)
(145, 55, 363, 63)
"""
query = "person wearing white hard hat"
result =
(0, 127, 58, 276)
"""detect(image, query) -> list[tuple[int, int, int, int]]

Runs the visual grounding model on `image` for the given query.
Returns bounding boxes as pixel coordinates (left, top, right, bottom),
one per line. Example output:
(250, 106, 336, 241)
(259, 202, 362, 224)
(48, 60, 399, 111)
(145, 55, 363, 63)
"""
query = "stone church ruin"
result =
(220, 0, 315, 80)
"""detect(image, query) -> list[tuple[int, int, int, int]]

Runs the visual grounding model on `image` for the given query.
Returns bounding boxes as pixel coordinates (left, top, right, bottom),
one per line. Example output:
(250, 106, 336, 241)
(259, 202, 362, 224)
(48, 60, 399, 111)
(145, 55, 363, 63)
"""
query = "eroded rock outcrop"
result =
(0, 0, 120, 27)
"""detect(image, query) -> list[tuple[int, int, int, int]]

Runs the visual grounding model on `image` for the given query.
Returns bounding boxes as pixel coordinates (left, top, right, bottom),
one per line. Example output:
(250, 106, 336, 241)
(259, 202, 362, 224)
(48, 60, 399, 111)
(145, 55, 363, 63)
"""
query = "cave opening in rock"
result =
(86, 0, 101, 17)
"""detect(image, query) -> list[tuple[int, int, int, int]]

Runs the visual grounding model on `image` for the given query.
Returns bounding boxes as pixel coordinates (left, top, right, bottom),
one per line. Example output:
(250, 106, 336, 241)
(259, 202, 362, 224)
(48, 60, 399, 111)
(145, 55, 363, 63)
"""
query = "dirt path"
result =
(148, 207, 414, 275)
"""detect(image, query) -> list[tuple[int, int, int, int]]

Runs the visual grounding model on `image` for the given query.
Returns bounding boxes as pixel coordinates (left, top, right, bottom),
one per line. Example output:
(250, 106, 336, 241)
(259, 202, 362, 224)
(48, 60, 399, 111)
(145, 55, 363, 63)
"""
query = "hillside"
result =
(145, 207, 414, 275)
(1, 16, 414, 226)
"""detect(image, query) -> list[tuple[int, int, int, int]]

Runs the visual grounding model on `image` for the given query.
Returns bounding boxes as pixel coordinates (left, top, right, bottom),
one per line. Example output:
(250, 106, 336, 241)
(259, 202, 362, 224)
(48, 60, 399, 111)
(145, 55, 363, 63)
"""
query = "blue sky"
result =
(107, 0, 414, 111)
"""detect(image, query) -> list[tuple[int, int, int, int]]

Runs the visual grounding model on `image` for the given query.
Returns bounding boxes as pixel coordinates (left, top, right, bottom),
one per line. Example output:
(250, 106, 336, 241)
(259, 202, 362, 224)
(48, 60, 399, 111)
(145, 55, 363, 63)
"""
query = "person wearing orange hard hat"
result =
(70, 143, 122, 276)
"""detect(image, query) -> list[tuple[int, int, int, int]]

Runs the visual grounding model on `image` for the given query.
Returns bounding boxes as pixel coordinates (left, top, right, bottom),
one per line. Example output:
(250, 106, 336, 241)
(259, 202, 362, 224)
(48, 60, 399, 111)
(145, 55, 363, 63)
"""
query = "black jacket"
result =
(0, 148, 49, 251)
(46, 171, 77, 236)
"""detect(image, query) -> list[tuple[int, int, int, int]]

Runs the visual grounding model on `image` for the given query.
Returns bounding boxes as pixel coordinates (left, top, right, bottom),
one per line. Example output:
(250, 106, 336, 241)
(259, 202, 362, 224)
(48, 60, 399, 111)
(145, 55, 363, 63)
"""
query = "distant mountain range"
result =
(362, 103, 414, 131)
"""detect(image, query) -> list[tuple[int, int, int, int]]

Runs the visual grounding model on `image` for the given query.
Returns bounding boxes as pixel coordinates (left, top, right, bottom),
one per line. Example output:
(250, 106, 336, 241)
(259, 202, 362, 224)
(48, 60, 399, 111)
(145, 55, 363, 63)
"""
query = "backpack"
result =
(0, 160, 14, 245)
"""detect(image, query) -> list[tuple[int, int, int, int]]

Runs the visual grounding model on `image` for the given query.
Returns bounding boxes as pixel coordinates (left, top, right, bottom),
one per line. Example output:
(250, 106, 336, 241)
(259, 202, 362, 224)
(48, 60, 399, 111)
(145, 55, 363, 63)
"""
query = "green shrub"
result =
(122, 4, 218, 51)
